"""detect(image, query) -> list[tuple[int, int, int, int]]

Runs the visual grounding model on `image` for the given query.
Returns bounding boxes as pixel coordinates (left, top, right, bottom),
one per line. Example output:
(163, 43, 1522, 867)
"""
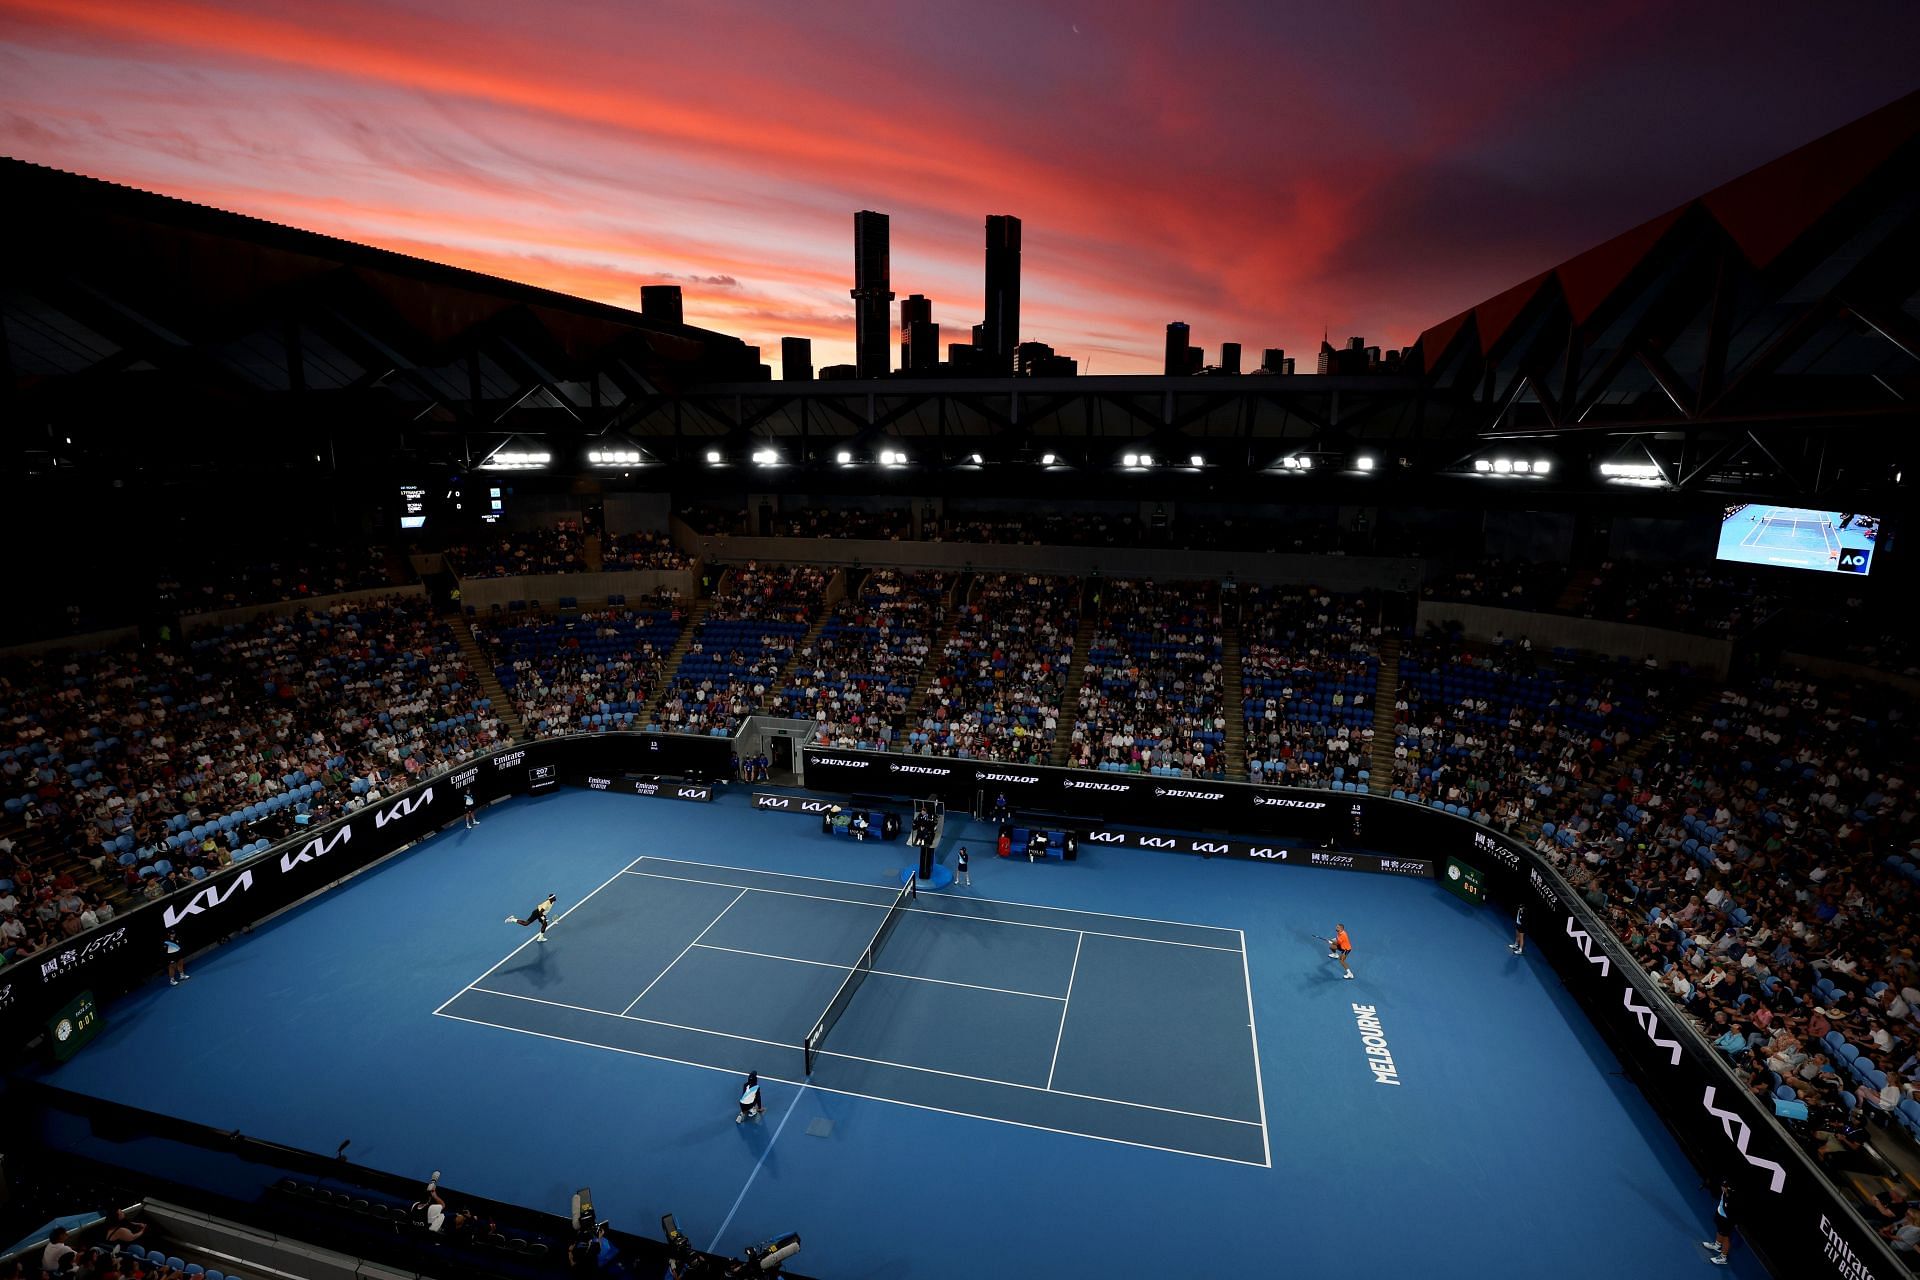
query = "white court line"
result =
(691, 942, 1067, 1001)
(637, 854, 1243, 940)
(432, 1009, 1267, 1167)
(620, 888, 748, 1015)
(1046, 933, 1083, 1090)
(625, 868, 1242, 953)
(431, 855, 645, 1016)
(1240, 927, 1273, 1168)
(710, 1084, 807, 1253)
(806, 1043, 1261, 1127)
(468, 985, 802, 1054)
(453, 985, 1258, 1128)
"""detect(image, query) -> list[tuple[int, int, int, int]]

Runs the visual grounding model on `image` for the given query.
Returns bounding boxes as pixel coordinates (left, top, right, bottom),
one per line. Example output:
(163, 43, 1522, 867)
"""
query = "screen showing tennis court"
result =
(1716, 505, 1880, 574)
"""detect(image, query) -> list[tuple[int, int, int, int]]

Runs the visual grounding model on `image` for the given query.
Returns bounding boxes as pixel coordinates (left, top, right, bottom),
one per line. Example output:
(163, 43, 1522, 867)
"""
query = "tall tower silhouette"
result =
(981, 215, 1022, 376)
(852, 210, 894, 378)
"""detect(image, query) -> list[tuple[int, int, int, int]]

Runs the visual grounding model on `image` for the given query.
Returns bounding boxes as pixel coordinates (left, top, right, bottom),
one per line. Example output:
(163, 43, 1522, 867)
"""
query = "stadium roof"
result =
(0, 157, 761, 473)
(1408, 89, 1920, 493)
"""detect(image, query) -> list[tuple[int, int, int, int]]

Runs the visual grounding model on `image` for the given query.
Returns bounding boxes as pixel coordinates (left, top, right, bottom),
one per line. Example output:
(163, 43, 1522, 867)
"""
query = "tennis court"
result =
(435, 855, 1270, 1165)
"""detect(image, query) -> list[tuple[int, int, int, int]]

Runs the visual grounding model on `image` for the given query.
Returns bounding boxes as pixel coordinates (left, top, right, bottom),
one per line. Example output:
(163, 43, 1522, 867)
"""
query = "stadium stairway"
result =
(1050, 593, 1096, 767)
(583, 532, 603, 572)
(1552, 567, 1592, 615)
(904, 574, 969, 728)
(455, 621, 527, 742)
(1368, 632, 1405, 792)
(641, 596, 711, 730)
(1221, 625, 1247, 779)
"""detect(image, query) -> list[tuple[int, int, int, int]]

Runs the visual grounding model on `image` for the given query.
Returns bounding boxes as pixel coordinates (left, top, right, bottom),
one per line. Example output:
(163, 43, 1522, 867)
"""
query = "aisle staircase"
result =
(1553, 567, 1593, 615)
(901, 574, 969, 738)
(454, 621, 527, 742)
(1050, 598, 1096, 766)
(640, 597, 711, 729)
(1368, 633, 1405, 793)
(583, 533, 604, 572)
(1221, 626, 1246, 780)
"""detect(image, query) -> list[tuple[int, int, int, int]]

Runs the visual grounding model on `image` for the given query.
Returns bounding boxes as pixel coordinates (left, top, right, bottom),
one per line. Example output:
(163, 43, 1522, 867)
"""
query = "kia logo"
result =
(1087, 831, 1126, 843)
(1563, 917, 1611, 976)
(279, 825, 350, 872)
(1702, 1087, 1787, 1193)
(162, 871, 255, 928)
(1249, 847, 1288, 860)
(373, 788, 433, 828)
(1192, 841, 1228, 854)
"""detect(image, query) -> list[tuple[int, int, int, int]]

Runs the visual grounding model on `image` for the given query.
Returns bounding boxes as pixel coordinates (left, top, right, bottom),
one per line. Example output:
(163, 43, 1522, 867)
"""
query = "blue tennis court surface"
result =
(439, 856, 1269, 1165)
(35, 788, 1765, 1278)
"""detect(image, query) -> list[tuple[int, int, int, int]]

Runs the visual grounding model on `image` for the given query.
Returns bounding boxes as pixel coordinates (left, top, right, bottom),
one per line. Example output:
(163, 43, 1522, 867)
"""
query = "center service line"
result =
(709, 1083, 808, 1254)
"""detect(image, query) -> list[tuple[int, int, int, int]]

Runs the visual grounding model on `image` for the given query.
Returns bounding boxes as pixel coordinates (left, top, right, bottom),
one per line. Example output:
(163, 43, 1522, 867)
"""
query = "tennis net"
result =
(804, 875, 916, 1075)
(1760, 515, 1833, 535)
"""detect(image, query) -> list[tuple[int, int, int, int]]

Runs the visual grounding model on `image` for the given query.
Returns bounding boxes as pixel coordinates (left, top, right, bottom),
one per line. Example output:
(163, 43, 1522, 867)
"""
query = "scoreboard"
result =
(1441, 856, 1486, 905)
(49, 989, 101, 1062)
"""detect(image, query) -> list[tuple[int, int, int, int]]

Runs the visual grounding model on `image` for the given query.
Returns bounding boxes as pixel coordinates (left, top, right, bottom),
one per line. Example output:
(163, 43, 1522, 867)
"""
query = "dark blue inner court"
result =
(37, 787, 1764, 1278)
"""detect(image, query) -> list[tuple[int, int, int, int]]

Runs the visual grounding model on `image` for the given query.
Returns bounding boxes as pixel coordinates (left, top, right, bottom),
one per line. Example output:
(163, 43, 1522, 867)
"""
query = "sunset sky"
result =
(2, 0, 1916, 375)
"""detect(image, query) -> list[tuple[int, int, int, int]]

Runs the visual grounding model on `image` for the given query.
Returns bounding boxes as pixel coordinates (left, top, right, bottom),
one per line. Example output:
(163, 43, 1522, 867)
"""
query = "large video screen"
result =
(1717, 505, 1879, 575)
(398, 483, 427, 530)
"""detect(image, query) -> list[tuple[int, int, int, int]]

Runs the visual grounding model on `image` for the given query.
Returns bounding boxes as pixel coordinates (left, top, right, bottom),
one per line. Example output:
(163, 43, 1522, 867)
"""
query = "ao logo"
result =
(1838, 550, 1871, 573)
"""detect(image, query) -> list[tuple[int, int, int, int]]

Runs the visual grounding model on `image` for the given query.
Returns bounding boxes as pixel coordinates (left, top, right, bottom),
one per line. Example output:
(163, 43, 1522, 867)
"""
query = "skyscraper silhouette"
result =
(982, 215, 1021, 376)
(1164, 322, 1190, 376)
(900, 293, 933, 370)
(851, 211, 894, 379)
(781, 337, 814, 381)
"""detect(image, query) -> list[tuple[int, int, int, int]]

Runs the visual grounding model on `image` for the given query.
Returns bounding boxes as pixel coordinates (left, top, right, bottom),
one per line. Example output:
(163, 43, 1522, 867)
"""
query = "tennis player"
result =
(464, 791, 478, 829)
(1328, 923, 1354, 979)
(737, 1071, 764, 1123)
(506, 893, 558, 941)
(1510, 904, 1527, 955)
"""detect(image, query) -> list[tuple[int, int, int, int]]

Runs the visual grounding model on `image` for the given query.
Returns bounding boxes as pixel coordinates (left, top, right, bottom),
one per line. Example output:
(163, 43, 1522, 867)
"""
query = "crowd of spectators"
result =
(1239, 586, 1385, 788)
(769, 506, 911, 540)
(1387, 626, 1674, 827)
(1573, 562, 1788, 637)
(655, 564, 830, 737)
(1534, 669, 1920, 1211)
(446, 522, 587, 577)
(1421, 560, 1570, 611)
(479, 598, 685, 737)
(676, 506, 740, 536)
(1064, 580, 1226, 778)
(922, 509, 1139, 546)
(1, 598, 504, 970)
(1784, 595, 1920, 679)
(790, 570, 946, 750)
(910, 574, 1075, 763)
(599, 529, 692, 570)
(154, 543, 398, 614)
(1420, 558, 1790, 639)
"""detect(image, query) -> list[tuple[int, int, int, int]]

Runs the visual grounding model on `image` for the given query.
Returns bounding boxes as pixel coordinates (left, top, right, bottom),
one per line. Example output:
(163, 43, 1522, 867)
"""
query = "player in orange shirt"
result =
(1328, 923, 1354, 979)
